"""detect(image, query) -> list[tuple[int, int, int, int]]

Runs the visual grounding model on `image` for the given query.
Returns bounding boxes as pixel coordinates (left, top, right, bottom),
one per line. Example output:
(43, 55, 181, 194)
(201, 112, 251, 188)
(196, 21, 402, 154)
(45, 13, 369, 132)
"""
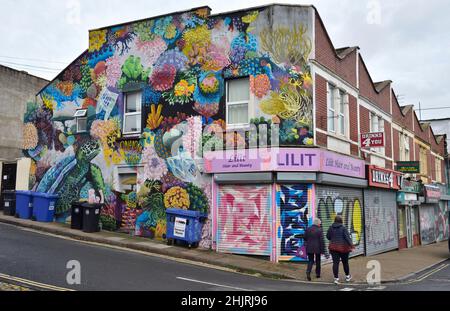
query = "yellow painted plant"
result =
(146, 104, 164, 130)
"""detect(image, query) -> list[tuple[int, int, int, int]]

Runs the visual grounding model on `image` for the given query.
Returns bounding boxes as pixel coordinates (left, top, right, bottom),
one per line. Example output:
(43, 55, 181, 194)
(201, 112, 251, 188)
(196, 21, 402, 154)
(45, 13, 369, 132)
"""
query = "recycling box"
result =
(2, 190, 16, 216)
(15, 191, 34, 219)
(32, 192, 59, 223)
(166, 208, 207, 248)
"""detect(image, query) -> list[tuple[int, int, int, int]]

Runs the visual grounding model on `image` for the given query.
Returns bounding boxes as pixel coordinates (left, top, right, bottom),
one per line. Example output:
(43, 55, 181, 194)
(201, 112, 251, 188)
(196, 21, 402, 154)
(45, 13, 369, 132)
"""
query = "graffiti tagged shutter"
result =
(217, 185, 272, 256)
(364, 189, 398, 256)
(316, 186, 364, 258)
(420, 205, 437, 245)
(435, 202, 449, 242)
(277, 184, 313, 262)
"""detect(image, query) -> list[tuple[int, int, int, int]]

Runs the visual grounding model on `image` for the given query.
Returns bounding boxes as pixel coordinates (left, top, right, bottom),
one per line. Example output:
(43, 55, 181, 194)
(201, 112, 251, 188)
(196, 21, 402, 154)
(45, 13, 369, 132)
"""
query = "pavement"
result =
(0, 213, 449, 285)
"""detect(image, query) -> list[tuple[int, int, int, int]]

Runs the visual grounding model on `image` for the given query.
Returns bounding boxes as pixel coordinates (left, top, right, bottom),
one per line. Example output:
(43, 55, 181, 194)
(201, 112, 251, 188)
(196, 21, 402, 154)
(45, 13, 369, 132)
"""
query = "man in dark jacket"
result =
(327, 215, 354, 284)
(304, 218, 325, 281)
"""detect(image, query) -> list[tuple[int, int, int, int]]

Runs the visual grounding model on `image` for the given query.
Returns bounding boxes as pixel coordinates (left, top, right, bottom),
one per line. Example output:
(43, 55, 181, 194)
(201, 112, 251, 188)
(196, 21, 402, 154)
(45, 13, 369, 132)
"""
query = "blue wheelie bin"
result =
(166, 208, 207, 248)
(32, 193, 59, 222)
(15, 191, 34, 219)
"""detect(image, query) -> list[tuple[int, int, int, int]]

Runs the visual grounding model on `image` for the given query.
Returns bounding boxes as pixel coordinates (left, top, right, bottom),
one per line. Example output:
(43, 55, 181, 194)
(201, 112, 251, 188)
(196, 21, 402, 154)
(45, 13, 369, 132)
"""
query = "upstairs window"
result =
(123, 91, 142, 135)
(226, 78, 250, 127)
(74, 109, 88, 133)
(327, 83, 348, 137)
(327, 84, 336, 132)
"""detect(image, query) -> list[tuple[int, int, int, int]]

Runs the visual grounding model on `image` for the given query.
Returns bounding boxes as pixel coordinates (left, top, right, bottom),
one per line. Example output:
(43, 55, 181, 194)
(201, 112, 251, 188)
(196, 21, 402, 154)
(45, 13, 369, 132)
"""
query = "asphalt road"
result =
(0, 223, 449, 292)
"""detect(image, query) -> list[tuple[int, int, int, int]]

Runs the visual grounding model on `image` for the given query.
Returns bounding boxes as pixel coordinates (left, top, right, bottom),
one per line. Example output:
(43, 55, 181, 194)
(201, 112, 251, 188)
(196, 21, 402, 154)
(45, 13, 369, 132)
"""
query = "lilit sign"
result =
(368, 166, 402, 190)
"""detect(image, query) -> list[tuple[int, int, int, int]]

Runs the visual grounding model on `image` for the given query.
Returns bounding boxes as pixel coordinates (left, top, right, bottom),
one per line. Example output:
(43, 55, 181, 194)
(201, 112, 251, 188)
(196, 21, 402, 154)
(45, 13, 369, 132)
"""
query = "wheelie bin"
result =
(166, 208, 207, 248)
(82, 203, 103, 233)
(32, 192, 59, 222)
(71, 202, 85, 230)
(15, 191, 33, 219)
(2, 190, 16, 216)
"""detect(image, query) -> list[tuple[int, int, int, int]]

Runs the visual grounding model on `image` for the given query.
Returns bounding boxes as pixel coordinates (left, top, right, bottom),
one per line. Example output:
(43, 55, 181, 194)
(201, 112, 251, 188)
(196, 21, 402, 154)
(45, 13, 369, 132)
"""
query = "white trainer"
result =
(334, 278, 340, 285)
(346, 275, 352, 282)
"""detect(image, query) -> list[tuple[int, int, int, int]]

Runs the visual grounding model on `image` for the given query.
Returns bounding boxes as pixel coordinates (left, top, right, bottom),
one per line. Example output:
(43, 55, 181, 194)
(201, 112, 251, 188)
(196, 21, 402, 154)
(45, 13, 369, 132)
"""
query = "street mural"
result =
(217, 185, 272, 255)
(435, 203, 449, 242)
(277, 184, 313, 262)
(316, 188, 364, 259)
(23, 6, 314, 247)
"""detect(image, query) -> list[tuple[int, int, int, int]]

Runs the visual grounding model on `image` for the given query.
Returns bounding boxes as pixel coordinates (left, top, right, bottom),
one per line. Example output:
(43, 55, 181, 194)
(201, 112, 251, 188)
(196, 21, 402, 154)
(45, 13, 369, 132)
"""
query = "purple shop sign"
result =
(204, 149, 272, 173)
(272, 148, 320, 171)
(320, 150, 365, 179)
(204, 148, 366, 179)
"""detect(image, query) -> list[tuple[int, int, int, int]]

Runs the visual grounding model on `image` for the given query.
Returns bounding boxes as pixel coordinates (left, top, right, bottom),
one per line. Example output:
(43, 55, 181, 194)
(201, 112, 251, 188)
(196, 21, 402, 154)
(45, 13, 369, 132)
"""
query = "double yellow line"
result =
(0, 273, 75, 291)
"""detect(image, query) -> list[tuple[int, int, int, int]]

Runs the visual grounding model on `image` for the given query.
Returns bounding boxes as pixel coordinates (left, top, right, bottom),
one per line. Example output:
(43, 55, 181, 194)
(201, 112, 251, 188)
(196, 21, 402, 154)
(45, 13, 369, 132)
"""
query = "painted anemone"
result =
(193, 71, 223, 118)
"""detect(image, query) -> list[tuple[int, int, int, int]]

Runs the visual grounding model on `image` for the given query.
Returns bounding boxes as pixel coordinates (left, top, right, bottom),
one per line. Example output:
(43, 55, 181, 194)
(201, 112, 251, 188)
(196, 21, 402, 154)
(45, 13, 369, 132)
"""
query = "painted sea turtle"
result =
(36, 140, 106, 222)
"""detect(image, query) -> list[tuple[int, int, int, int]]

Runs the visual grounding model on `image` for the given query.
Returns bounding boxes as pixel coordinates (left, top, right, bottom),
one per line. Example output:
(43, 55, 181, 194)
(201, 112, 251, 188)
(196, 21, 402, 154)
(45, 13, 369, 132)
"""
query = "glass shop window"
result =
(226, 78, 250, 127)
(123, 91, 142, 135)
(74, 109, 88, 133)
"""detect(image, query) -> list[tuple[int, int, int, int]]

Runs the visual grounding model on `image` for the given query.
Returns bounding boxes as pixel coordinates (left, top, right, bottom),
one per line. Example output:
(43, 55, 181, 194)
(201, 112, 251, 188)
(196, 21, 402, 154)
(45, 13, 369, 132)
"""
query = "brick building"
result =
(21, 4, 448, 262)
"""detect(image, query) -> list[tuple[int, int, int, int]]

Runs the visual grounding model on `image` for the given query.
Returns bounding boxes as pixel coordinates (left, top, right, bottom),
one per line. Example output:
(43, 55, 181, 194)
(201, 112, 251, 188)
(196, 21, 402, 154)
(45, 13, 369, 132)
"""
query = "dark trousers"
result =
(306, 253, 321, 276)
(330, 252, 350, 279)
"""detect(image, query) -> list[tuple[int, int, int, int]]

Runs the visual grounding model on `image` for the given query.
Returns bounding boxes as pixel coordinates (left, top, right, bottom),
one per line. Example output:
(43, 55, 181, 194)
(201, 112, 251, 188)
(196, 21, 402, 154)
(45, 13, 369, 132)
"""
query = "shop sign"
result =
(397, 192, 419, 204)
(396, 161, 420, 174)
(425, 185, 441, 203)
(204, 148, 366, 179)
(368, 166, 402, 190)
(361, 132, 384, 148)
(400, 179, 421, 193)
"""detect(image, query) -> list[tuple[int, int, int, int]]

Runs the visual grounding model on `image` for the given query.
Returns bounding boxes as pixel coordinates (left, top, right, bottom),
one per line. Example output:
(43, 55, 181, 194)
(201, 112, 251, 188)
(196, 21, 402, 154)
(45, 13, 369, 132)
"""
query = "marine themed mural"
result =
(23, 5, 314, 248)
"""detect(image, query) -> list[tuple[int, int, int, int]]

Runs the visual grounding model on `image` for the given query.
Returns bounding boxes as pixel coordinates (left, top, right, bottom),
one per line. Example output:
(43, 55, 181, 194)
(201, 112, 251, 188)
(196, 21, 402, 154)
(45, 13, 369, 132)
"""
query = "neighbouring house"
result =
(0, 65, 48, 202)
(23, 4, 448, 262)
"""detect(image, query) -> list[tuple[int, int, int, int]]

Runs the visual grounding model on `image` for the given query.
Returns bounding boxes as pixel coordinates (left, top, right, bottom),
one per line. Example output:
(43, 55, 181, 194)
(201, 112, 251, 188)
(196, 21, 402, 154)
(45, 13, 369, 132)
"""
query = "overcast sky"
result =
(1, 0, 449, 120)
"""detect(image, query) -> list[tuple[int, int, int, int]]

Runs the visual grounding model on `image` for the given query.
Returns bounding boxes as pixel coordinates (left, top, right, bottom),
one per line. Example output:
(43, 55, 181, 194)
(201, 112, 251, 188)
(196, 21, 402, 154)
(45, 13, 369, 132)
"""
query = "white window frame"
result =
(123, 91, 142, 135)
(74, 109, 88, 133)
(338, 90, 347, 136)
(225, 78, 251, 129)
(327, 83, 336, 133)
(436, 158, 442, 182)
(370, 113, 385, 154)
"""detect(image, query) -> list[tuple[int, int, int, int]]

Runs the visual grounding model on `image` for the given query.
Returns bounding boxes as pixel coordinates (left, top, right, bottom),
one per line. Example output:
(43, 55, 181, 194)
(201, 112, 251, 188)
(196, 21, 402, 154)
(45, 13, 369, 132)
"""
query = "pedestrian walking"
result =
(304, 218, 325, 281)
(326, 215, 354, 284)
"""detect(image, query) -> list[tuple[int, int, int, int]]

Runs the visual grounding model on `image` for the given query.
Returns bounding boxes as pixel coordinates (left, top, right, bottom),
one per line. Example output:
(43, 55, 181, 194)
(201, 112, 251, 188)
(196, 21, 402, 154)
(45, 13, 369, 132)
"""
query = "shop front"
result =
(397, 179, 421, 249)
(419, 184, 441, 245)
(205, 148, 367, 263)
(364, 166, 401, 256)
(436, 184, 450, 242)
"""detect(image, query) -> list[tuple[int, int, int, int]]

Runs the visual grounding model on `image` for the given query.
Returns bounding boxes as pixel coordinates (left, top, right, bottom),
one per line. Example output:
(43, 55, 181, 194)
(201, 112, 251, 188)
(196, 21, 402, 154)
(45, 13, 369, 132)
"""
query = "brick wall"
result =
(349, 95, 358, 142)
(385, 122, 392, 159)
(360, 106, 370, 135)
(393, 128, 400, 161)
(358, 56, 391, 114)
(314, 13, 357, 87)
(315, 74, 328, 131)
(316, 132, 327, 148)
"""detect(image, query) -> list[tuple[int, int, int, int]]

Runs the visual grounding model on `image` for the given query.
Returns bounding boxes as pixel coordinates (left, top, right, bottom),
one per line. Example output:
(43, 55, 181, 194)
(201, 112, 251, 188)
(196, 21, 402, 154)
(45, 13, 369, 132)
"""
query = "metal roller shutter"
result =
(316, 186, 365, 259)
(364, 189, 398, 256)
(217, 185, 272, 256)
(420, 204, 437, 245)
(277, 184, 313, 262)
(435, 202, 449, 242)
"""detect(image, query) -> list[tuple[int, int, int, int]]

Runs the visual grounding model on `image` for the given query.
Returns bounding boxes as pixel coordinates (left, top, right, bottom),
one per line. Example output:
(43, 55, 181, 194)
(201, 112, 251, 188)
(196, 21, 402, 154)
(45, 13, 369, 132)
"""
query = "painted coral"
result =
(164, 186, 190, 209)
(89, 30, 108, 52)
(150, 64, 176, 91)
(141, 145, 168, 181)
(250, 74, 271, 98)
(23, 123, 39, 150)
